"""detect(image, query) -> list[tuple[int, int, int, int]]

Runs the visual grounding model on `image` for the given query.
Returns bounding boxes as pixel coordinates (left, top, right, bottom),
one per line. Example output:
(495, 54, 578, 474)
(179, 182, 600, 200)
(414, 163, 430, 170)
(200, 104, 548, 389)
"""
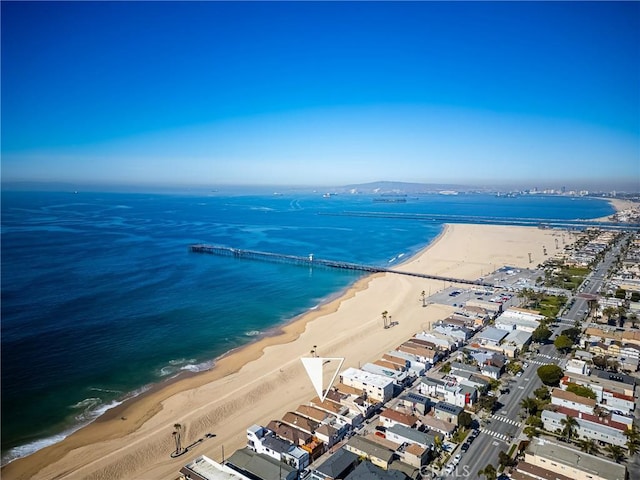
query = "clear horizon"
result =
(2, 2, 639, 189)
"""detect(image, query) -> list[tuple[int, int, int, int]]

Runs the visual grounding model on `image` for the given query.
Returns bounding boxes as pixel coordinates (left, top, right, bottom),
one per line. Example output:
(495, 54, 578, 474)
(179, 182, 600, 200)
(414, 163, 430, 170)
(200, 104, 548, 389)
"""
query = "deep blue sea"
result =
(0, 189, 614, 463)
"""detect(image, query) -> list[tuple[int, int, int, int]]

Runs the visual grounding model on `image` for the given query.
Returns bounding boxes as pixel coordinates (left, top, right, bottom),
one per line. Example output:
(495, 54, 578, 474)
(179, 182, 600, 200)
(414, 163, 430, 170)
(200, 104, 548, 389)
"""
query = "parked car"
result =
(461, 443, 470, 452)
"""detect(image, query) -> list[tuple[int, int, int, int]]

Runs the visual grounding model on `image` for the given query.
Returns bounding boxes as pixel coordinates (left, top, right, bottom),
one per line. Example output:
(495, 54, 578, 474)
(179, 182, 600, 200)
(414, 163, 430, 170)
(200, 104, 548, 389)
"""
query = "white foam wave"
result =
(1, 433, 69, 466)
(309, 305, 319, 311)
(180, 360, 214, 373)
(88, 387, 123, 394)
(1, 393, 130, 466)
(245, 330, 261, 336)
(158, 358, 213, 377)
(168, 358, 196, 366)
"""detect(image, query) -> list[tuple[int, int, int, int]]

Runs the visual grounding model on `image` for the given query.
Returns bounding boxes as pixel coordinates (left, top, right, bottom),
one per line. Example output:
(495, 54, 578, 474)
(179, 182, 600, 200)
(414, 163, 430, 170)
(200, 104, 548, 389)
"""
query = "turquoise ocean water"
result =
(0, 189, 614, 463)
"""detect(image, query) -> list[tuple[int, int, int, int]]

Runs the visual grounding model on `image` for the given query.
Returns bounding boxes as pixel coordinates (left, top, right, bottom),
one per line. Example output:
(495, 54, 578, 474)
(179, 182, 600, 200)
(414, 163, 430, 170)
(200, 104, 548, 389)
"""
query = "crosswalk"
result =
(537, 353, 564, 362)
(479, 427, 512, 443)
(527, 359, 553, 367)
(491, 414, 520, 427)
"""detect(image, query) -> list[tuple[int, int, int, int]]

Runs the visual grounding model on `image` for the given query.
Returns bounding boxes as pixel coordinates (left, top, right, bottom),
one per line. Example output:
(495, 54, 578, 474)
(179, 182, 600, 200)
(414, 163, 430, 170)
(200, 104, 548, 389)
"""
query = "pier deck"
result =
(190, 244, 494, 287)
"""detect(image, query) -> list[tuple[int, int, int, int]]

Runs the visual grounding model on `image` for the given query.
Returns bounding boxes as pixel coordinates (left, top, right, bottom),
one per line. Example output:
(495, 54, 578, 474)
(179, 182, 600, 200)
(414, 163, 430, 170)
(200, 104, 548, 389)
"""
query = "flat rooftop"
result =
(527, 439, 626, 480)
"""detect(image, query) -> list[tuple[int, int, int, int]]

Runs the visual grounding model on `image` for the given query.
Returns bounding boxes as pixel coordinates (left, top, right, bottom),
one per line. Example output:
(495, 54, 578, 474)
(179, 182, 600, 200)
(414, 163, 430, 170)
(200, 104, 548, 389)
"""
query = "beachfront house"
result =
(180, 455, 253, 480)
(246, 425, 310, 471)
(340, 367, 394, 403)
(226, 448, 298, 480)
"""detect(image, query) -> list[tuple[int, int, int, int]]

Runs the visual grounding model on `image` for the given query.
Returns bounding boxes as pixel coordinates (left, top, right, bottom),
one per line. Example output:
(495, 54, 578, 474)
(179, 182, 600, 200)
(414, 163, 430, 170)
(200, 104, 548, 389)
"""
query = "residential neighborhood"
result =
(179, 230, 640, 480)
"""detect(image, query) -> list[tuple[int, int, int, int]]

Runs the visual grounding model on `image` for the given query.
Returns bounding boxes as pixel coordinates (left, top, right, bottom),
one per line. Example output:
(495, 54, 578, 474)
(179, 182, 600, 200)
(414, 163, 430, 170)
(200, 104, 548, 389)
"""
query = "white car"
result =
(454, 454, 462, 462)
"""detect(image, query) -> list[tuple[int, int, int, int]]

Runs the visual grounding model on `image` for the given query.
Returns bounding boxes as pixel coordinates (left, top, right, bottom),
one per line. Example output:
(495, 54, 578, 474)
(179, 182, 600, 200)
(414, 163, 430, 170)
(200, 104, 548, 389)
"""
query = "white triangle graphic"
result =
(301, 357, 344, 402)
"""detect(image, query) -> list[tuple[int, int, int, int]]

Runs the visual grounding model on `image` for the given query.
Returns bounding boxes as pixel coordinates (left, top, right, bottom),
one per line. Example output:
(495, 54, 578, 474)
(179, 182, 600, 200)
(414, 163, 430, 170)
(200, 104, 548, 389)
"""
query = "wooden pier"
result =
(190, 244, 494, 287)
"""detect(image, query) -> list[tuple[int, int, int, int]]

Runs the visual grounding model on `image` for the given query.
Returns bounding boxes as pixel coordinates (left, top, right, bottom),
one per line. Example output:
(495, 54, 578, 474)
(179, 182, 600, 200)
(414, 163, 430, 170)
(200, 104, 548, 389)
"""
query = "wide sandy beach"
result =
(2, 223, 576, 480)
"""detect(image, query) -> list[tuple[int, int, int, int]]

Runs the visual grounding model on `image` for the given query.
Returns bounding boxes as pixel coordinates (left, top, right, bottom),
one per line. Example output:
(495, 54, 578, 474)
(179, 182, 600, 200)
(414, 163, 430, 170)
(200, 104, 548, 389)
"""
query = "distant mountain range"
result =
(335, 181, 478, 194)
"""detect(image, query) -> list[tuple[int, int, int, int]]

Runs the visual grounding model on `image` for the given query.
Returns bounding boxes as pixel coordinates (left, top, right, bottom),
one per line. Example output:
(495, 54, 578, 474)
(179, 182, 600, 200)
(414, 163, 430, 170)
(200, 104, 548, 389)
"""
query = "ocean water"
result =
(0, 190, 614, 464)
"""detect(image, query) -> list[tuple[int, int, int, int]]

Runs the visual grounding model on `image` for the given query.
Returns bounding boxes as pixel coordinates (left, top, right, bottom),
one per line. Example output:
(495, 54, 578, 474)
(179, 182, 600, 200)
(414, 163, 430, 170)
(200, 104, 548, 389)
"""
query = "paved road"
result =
(448, 233, 637, 478)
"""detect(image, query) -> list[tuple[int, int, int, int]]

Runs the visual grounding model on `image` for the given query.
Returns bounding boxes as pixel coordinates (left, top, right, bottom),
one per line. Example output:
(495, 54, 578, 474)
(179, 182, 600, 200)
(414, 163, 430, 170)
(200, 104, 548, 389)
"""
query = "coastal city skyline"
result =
(2, 2, 639, 190)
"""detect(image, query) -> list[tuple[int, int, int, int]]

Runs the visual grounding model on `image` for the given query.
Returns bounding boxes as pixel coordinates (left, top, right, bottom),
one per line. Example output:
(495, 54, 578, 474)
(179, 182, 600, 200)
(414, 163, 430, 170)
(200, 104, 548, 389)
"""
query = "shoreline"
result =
(596, 197, 638, 222)
(2, 223, 576, 480)
(0, 264, 385, 480)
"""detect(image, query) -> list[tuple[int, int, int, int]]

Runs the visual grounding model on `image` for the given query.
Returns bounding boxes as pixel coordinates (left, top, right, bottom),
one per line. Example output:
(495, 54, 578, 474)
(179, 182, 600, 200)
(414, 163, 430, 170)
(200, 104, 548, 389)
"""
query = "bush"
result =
(537, 364, 563, 386)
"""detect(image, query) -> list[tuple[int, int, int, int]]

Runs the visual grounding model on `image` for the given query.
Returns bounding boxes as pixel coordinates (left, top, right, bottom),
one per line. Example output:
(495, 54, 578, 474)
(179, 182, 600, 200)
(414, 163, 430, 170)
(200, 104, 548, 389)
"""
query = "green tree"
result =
(561, 327, 582, 342)
(537, 364, 564, 386)
(433, 434, 443, 454)
(523, 426, 539, 438)
(624, 425, 640, 455)
(603, 306, 618, 325)
(534, 386, 550, 402)
(498, 450, 516, 468)
(593, 355, 607, 369)
(520, 397, 538, 416)
(459, 411, 473, 429)
(554, 334, 574, 354)
(605, 444, 625, 463)
(477, 395, 497, 413)
(566, 382, 596, 400)
(478, 463, 497, 480)
(420, 290, 426, 307)
(560, 416, 579, 442)
(526, 415, 543, 428)
(532, 325, 552, 343)
(507, 362, 523, 375)
(578, 438, 600, 455)
(440, 361, 451, 374)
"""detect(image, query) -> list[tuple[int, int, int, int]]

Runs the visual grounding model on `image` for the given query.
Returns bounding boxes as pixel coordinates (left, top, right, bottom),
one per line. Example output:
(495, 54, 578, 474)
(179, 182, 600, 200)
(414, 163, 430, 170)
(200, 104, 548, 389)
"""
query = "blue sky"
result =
(2, 1, 639, 189)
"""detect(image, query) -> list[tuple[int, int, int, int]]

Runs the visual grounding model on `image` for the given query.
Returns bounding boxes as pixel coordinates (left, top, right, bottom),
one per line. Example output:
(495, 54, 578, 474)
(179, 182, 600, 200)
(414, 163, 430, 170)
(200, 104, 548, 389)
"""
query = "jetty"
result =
(190, 244, 494, 287)
(318, 212, 640, 231)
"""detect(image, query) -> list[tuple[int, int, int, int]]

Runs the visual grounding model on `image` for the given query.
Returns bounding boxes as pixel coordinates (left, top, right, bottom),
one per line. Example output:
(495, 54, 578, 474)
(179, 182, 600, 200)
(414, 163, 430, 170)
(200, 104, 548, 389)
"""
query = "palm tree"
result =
(382, 310, 389, 329)
(628, 439, 640, 456)
(173, 423, 183, 455)
(433, 434, 443, 455)
(603, 306, 617, 325)
(624, 425, 640, 454)
(605, 444, 625, 463)
(560, 416, 579, 443)
(578, 438, 600, 455)
(420, 290, 426, 307)
(478, 463, 497, 480)
(520, 397, 538, 416)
